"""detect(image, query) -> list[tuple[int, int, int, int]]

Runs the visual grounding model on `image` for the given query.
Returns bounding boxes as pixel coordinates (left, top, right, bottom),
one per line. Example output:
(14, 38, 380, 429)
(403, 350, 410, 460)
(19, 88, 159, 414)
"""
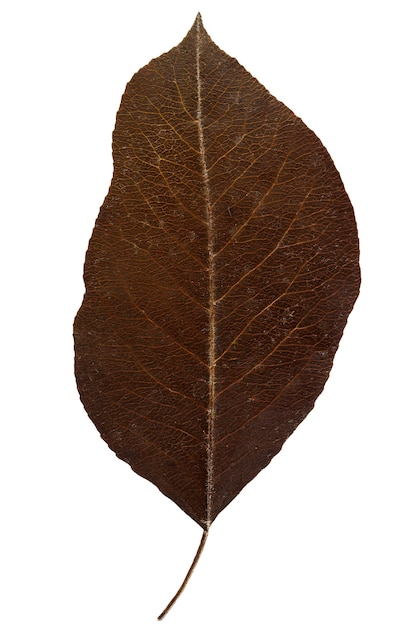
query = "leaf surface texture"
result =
(74, 15, 360, 529)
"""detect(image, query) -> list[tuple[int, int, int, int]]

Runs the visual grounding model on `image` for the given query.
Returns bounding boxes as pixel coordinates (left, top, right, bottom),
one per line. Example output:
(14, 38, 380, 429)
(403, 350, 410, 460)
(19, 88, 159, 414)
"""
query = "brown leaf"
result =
(74, 10, 360, 594)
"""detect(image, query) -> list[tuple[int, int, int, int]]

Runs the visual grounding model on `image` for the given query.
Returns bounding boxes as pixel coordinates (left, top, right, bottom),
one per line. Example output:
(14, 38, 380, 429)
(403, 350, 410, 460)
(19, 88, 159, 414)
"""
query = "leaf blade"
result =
(74, 14, 360, 529)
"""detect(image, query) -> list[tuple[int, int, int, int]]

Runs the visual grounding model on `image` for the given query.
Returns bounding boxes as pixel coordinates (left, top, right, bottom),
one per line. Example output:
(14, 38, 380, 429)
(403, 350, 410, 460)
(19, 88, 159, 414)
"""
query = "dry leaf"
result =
(74, 14, 360, 618)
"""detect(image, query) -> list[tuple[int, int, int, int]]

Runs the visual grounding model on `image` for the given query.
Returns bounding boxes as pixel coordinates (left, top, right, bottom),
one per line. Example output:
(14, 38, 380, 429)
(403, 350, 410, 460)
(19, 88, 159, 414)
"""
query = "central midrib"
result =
(195, 17, 215, 530)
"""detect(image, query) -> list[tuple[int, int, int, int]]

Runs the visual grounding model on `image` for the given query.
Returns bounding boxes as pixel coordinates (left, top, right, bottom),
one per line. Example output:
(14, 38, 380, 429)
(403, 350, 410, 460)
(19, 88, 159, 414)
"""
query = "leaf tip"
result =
(193, 12, 204, 29)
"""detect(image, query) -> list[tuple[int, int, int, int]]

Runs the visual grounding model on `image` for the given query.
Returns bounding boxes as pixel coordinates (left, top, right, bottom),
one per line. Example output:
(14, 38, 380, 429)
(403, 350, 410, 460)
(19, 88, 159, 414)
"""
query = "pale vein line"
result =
(214, 353, 317, 452)
(124, 107, 206, 225)
(202, 79, 232, 121)
(210, 135, 278, 209)
(138, 217, 205, 269)
(121, 147, 198, 175)
(214, 149, 293, 257)
(114, 387, 203, 444)
(106, 401, 205, 480)
(127, 125, 207, 226)
(159, 156, 199, 175)
(115, 230, 208, 312)
(113, 258, 208, 367)
(207, 124, 274, 172)
(206, 132, 247, 171)
(215, 189, 312, 304)
(172, 65, 195, 122)
(217, 320, 305, 398)
(217, 272, 352, 399)
(200, 63, 246, 123)
(110, 374, 205, 411)
(196, 19, 215, 529)
(142, 93, 199, 154)
(215, 219, 334, 328)
(107, 339, 207, 409)
(215, 249, 322, 363)
(116, 177, 207, 270)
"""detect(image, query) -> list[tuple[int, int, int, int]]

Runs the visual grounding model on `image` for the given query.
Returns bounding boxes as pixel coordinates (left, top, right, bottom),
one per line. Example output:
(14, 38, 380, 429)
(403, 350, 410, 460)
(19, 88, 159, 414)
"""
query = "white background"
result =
(1, 1, 416, 624)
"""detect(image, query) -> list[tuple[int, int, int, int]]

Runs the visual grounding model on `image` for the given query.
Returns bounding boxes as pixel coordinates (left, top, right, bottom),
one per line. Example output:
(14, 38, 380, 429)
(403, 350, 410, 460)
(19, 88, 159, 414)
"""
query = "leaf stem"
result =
(157, 529, 209, 620)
